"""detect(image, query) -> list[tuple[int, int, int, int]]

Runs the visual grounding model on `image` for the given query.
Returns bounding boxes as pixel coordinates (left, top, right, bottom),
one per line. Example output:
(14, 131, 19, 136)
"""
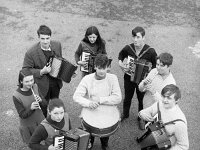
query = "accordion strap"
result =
(128, 44, 151, 60)
(157, 102, 185, 126)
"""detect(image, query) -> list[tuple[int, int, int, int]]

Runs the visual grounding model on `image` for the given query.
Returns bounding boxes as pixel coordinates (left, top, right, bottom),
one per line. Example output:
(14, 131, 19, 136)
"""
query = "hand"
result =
(139, 111, 154, 122)
(89, 101, 99, 109)
(40, 65, 51, 75)
(34, 94, 42, 102)
(31, 101, 40, 110)
(78, 61, 87, 66)
(48, 144, 60, 150)
(72, 72, 77, 78)
(119, 61, 129, 72)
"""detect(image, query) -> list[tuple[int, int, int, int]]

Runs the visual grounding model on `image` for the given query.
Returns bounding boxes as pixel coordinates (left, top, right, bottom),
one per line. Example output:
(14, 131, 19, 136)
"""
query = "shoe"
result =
(139, 119, 145, 130)
(102, 145, 110, 150)
(87, 140, 93, 150)
(121, 114, 129, 122)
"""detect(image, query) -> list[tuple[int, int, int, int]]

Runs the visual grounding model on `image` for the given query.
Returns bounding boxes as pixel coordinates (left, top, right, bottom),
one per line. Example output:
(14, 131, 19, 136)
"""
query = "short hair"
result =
(132, 26, 145, 37)
(157, 52, 173, 66)
(94, 54, 109, 69)
(18, 68, 33, 88)
(161, 84, 181, 101)
(48, 98, 66, 112)
(37, 25, 52, 37)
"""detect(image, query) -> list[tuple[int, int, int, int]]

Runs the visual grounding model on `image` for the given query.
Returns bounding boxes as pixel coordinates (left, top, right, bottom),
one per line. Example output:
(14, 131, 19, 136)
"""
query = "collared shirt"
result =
(41, 46, 51, 51)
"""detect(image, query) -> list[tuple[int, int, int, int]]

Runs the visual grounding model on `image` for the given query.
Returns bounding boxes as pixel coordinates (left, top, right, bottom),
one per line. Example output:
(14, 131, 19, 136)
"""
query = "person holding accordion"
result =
(138, 84, 189, 150)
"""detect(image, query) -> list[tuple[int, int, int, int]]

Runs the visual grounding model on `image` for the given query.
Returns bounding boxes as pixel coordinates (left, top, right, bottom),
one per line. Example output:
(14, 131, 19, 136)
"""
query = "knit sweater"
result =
(139, 102, 189, 150)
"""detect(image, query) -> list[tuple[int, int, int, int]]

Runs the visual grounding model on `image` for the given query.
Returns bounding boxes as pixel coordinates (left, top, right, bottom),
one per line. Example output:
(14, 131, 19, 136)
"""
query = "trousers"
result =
(123, 78, 145, 117)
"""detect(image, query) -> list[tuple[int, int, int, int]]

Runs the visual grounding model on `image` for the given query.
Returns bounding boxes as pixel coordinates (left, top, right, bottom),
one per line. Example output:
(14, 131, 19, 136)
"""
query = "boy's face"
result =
(39, 34, 51, 49)
(95, 66, 108, 79)
(133, 32, 145, 47)
(156, 59, 170, 75)
(162, 93, 177, 109)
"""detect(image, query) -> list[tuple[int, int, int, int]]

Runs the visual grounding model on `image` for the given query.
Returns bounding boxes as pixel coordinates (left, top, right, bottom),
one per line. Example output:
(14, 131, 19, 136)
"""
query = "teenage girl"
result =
(75, 26, 107, 77)
(13, 68, 45, 144)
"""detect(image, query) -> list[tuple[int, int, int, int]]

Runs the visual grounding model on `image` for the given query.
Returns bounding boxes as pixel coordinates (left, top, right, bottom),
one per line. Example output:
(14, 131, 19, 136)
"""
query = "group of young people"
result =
(12, 25, 189, 150)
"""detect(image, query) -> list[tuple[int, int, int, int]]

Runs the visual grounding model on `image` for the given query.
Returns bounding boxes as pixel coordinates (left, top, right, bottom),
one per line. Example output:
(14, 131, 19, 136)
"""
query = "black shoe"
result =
(138, 119, 145, 130)
(102, 145, 110, 150)
(121, 114, 129, 122)
(87, 140, 94, 150)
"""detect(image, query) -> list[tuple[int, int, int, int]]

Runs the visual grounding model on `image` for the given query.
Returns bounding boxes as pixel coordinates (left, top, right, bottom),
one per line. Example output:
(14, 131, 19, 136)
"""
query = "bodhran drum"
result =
(81, 105, 120, 137)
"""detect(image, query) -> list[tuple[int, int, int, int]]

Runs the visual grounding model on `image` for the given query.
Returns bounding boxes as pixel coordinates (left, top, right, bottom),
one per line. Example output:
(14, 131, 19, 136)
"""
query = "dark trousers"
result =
(90, 136, 109, 147)
(123, 79, 145, 117)
(41, 85, 60, 117)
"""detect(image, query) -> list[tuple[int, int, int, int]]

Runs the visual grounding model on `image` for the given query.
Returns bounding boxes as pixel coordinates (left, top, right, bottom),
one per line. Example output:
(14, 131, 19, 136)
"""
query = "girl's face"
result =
(21, 75, 34, 90)
(49, 107, 65, 122)
(88, 33, 98, 44)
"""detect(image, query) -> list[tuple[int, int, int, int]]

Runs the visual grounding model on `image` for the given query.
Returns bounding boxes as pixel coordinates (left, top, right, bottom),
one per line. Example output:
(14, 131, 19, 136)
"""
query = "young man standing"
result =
(138, 52, 176, 129)
(23, 25, 63, 117)
(118, 26, 157, 122)
(73, 54, 122, 150)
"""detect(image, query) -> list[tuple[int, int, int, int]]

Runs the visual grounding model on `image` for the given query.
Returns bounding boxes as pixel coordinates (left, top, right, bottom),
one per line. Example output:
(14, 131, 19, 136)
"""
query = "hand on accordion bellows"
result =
(40, 65, 51, 75)
(31, 101, 41, 110)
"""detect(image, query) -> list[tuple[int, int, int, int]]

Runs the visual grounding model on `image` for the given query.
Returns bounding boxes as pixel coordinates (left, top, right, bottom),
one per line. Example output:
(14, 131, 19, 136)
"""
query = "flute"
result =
(31, 86, 41, 109)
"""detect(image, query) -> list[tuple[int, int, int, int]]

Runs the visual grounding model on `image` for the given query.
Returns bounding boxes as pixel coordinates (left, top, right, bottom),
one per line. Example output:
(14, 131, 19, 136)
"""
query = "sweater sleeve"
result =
(29, 124, 49, 150)
(73, 77, 91, 107)
(13, 96, 35, 119)
(99, 75, 122, 105)
(170, 122, 189, 150)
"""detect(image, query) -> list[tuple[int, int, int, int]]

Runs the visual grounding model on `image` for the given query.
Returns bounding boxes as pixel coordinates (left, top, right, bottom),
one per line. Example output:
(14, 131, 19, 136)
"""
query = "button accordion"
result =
(53, 128, 90, 150)
(80, 52, 96, 73)
(48, 56, 78, 83)
(80, 52, 112, 74)
(124, 56, 152, 84)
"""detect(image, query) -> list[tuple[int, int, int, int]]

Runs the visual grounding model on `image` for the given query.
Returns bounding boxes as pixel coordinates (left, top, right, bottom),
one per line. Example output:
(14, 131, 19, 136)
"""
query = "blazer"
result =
(23, 40, 63, 97)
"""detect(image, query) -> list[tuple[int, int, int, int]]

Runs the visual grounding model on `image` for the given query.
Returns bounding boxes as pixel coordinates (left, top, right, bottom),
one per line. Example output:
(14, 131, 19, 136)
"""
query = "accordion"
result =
(80, 52, 96, 73)
(80, 52, 112, 73)
(136, 121, 171, 150)
(53, 128, 90, 150)
(48, 56, 77, 83)
(124, 56, 152, 84)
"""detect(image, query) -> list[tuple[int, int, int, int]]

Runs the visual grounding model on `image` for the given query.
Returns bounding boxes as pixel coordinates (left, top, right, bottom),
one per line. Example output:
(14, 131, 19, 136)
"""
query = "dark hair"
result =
(18, 68, 33, 88)
(37, 25, 52, 37)
(132, 26, 145, 37)
(161, 84, 181, 101)
(48, 98, 66, 112)
(157, 52, 173, 66)
(82, 26, 105, 51)
(94, 54, 109, 69)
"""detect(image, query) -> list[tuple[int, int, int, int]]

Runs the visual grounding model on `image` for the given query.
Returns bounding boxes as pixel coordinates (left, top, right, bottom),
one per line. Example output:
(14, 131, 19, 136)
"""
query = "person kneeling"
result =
(138, 84, 189, 150)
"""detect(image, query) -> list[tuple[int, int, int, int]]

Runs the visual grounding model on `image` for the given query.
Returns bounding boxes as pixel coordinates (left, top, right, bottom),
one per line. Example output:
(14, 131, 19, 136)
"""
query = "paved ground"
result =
(0, 0, 200, 149)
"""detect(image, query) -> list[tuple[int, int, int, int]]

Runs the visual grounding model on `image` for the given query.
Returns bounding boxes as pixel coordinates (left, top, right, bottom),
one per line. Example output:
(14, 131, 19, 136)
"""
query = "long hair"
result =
(82, 26, 105, 51)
